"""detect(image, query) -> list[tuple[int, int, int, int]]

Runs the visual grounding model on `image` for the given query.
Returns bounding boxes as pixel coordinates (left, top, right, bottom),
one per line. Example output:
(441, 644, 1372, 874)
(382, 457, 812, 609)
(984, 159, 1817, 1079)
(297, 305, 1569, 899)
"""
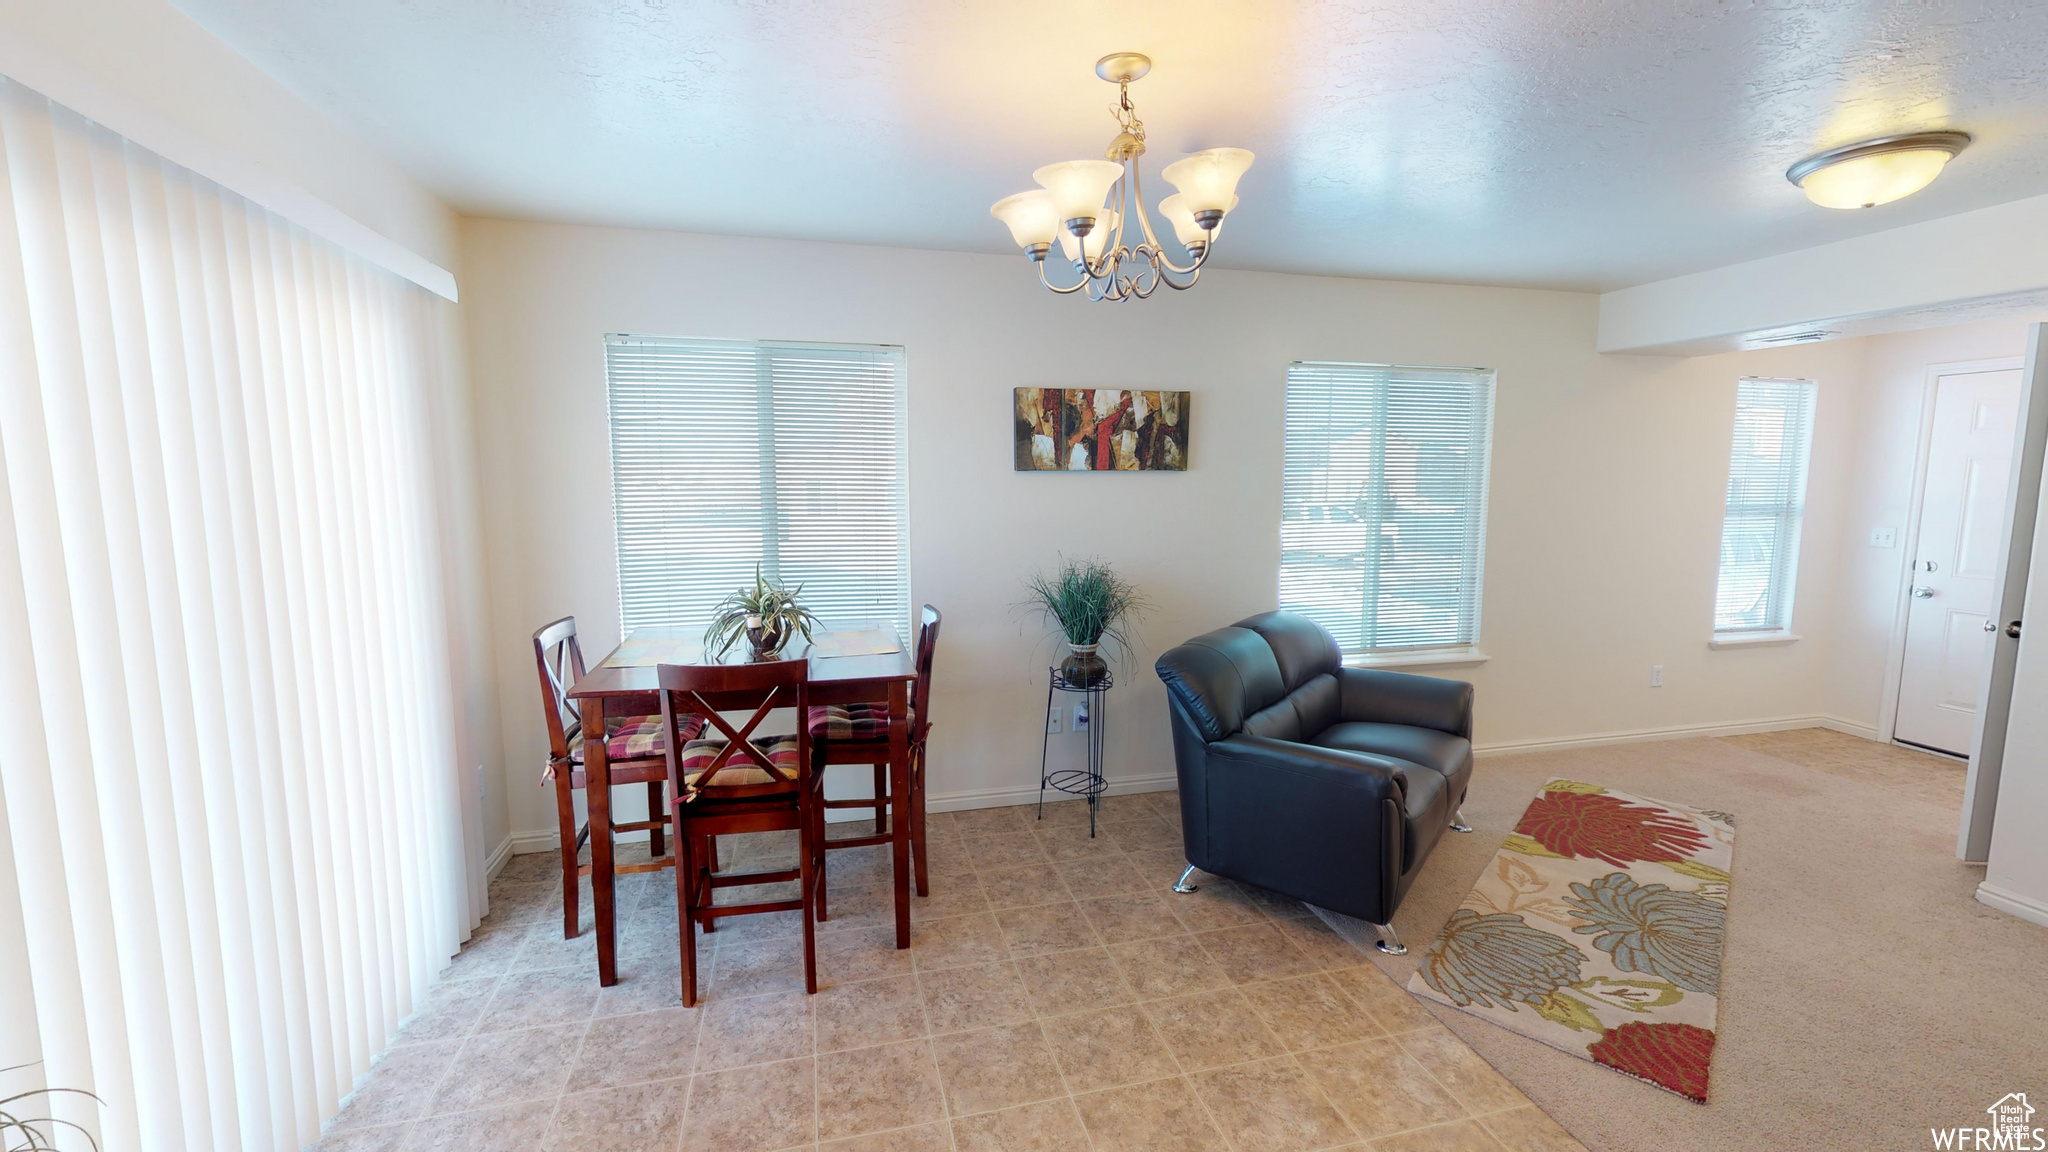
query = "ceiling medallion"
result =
(1786, 131, 1971, 209)
(990, 53, 1253, 301)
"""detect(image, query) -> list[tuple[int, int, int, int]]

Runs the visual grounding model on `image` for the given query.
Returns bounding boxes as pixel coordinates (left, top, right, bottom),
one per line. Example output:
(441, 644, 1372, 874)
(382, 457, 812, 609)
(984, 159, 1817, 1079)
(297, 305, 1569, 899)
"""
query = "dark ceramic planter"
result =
(746, 620, 789, 660)
(1060, 642, 1109, 686)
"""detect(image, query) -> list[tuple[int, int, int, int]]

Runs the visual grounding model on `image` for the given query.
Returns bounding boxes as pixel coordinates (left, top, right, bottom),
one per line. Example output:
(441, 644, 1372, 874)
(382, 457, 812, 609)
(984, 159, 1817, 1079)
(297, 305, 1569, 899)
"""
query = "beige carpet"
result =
(1354, 729, 2048, 1152)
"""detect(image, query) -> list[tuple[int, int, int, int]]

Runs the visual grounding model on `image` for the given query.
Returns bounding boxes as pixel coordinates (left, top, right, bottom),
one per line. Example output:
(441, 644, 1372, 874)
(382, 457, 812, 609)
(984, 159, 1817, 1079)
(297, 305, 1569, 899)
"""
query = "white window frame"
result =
(604, 334, 912, 643)
(1280, 361, 1497, 662)
(1711, 376, 1817, 644)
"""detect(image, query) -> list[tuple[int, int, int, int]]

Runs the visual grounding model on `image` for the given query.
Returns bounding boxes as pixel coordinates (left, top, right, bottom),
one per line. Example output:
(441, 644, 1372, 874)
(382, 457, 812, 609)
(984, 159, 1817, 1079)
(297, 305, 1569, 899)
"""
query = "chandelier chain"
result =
(1113, 80, 1146, 146)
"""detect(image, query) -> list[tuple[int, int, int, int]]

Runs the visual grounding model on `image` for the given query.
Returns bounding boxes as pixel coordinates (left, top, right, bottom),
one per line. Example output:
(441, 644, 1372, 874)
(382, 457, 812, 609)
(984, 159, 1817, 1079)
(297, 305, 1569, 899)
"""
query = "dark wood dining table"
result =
(568, 626, 918, 986)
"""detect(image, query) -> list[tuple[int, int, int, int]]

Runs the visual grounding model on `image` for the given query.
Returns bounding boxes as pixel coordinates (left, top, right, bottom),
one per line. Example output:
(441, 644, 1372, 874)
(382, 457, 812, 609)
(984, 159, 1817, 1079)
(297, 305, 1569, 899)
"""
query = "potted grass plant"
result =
(1023, 556, 1148, 687)
(704, 565, 822, 660)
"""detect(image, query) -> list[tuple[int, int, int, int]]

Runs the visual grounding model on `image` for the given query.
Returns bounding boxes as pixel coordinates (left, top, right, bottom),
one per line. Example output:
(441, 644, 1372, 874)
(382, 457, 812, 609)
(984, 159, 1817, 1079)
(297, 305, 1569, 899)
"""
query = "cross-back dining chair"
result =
(532, 616, 702, 937)
(657, 657, 821, 1006)
(809, 605, 942, 910)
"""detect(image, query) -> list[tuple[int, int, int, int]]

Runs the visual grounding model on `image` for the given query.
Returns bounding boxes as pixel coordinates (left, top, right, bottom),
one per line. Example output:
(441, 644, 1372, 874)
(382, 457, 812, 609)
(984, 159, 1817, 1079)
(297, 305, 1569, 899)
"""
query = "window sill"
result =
(1708, 632, 1802, 649)
(1343, 646, 1491, 669)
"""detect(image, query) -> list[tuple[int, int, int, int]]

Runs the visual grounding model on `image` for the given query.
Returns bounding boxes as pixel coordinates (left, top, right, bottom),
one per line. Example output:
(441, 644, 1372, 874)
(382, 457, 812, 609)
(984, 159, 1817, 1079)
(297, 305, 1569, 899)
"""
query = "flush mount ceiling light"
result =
(990, 53, 1253, 301)
(1786, 131, 1971, 209)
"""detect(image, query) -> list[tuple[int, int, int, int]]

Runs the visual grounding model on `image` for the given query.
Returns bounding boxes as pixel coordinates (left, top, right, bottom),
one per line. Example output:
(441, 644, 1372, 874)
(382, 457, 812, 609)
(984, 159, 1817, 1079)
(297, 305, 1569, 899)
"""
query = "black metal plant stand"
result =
(1037, 666, 1111, 836)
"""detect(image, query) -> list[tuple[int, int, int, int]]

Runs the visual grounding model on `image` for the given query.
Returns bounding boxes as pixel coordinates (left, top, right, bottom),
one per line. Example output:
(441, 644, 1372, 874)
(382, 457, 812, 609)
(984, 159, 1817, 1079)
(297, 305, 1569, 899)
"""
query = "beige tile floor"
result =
(310, 791, 1582, 1152)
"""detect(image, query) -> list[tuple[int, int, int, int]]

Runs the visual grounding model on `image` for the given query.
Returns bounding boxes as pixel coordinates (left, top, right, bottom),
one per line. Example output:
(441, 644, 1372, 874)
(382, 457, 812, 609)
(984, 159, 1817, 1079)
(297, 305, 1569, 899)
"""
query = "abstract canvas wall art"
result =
(1014, 388, 1190, 471)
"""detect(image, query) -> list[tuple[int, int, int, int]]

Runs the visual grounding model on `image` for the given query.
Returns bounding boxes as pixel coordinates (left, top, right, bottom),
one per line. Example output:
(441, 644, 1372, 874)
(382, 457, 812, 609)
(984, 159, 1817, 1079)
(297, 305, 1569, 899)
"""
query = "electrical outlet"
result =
(1869, 526, 1898, 548)
(1072, 702, 1090, 732)
(1046, 710, 1061, 734)
(1650, 664, 1664, 687)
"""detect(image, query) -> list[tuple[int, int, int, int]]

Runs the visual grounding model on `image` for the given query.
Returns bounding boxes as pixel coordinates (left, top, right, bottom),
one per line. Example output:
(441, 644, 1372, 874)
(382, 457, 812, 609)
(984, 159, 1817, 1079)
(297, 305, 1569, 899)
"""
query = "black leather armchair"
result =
(1154, 611, 1475, 954)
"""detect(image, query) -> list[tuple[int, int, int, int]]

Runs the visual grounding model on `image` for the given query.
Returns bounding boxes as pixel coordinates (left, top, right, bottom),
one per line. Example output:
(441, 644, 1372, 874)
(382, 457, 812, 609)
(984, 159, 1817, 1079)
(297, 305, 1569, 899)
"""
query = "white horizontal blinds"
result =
(607, 340, 767, 631)
(767, 347, 911, 636)
(606, 336, 910, 642)
(0, 76, 472, 1151)
(1714, 378, 1816, 633)
(1281, 363, 1495, 652)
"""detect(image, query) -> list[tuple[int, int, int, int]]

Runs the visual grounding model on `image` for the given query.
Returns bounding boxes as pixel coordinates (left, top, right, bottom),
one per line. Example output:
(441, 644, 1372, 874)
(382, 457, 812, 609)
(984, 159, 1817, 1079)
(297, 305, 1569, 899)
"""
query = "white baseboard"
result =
(509, 829, 559, 857)
(1976, 882, 2048, 929)
(499, 773, 1180, 858)
(485, 834, 515, 879)
(1816, 715, 1882, 741)
(1477, 714, 1838, 756)
(925, 773, 1177, 814)
(1818, 714, 1971, 758)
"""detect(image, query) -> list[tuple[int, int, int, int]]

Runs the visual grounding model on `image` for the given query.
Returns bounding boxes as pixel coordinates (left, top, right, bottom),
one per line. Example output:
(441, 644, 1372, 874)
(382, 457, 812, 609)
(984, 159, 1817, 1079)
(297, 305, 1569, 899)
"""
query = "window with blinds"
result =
(1713, 377, 1816, 633)
(605, 335, 911, 642)
(1281, 362, 1496, 653)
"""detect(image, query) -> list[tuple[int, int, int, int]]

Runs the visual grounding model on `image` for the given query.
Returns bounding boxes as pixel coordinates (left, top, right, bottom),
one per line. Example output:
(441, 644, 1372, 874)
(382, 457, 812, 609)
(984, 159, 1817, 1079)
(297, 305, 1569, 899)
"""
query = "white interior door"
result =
(1896, 368, 2023, 755)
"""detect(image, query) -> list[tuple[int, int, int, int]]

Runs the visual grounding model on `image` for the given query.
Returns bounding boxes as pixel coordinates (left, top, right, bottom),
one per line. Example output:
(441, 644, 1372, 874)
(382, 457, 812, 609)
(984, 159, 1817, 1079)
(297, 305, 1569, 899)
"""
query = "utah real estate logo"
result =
(1932, 1093, 2044, 1150)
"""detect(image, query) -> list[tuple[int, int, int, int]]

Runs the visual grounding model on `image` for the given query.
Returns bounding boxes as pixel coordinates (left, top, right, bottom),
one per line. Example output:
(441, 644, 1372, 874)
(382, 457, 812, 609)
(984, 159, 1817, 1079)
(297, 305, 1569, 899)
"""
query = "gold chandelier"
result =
(990, 53, 1253, 301)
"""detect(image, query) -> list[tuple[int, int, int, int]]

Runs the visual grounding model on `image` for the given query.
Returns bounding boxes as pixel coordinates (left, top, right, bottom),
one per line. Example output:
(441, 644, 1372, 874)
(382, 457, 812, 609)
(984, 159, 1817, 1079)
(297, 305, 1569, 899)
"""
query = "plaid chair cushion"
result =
(808, 703, 915, 741)
(680, 733, 802, 789)
(567, 714, 705, 763)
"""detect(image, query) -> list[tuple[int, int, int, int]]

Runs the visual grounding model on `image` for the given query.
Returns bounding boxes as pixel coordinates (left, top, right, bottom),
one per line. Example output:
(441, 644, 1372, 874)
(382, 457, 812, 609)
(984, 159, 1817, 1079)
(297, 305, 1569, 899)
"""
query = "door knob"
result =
(1985, 620, 1999, 632)
(1911, 586, 1935, 598)
(2009, 621, 2024, 640)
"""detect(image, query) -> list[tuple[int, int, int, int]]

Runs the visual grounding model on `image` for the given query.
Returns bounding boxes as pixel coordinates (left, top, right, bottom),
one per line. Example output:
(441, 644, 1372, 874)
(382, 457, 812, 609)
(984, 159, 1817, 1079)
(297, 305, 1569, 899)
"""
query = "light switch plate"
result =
(1869, 526, 1898, 548)
(1046, 711, 1061, 734)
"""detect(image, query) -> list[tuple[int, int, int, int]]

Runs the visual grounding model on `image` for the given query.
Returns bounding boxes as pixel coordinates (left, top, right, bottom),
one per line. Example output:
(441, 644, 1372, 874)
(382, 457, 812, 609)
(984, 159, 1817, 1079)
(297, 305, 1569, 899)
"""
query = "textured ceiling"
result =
(172, 0, 2048, 291)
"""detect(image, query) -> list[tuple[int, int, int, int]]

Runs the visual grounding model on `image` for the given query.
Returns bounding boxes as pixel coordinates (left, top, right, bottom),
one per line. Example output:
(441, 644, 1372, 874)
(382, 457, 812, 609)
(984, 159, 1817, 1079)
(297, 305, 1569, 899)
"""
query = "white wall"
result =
(1820, 319, 2047, 734)
(462, 218, 1881, 847)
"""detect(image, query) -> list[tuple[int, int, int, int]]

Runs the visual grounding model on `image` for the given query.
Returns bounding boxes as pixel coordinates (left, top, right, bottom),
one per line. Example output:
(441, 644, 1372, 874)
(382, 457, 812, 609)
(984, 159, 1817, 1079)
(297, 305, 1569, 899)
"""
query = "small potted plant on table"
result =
(705, 565, 821, 660)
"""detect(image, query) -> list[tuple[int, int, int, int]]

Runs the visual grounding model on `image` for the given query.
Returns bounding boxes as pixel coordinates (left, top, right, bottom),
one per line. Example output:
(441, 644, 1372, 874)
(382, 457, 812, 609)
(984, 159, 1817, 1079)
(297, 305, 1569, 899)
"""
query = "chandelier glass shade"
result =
(1159, 149, 1254, 215)
(991, 191, 1060, 248)
(990, 53, 1253, 301)
(1034, 160, 1125, 227)
(1158, 193, 1235, 246)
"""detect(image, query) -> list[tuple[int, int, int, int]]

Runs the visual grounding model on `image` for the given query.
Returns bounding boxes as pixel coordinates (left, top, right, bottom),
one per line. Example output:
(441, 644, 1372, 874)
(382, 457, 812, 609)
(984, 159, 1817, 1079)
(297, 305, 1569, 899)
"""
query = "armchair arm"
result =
(1201, 735, 1408, 922)
(1208, 734, 1407, 801)
(1336, 667, 1474, 740)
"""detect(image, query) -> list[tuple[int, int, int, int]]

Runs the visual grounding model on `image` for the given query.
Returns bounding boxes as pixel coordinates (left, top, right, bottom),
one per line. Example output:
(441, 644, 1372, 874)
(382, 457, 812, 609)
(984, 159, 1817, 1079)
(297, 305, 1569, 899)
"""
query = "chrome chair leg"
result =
(1448, 809, 1474, 833)
(1371, 922, 1406, 955)
(1172, 865, 1200, 894)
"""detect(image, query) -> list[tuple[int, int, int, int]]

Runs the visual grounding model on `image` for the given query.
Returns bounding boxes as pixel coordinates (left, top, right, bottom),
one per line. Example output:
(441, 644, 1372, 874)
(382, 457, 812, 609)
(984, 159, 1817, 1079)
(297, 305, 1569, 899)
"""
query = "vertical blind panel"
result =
(1280, 363, 1495, 652)
(1714, 378, 1816, 633)
(0, 75, 474, 1152)
(606, 337, 911, 644)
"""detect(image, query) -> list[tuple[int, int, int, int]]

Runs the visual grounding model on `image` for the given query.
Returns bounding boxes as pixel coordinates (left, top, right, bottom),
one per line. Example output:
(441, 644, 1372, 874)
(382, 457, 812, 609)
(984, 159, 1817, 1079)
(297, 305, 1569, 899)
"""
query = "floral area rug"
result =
(1407, 779, 1735, 1102)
